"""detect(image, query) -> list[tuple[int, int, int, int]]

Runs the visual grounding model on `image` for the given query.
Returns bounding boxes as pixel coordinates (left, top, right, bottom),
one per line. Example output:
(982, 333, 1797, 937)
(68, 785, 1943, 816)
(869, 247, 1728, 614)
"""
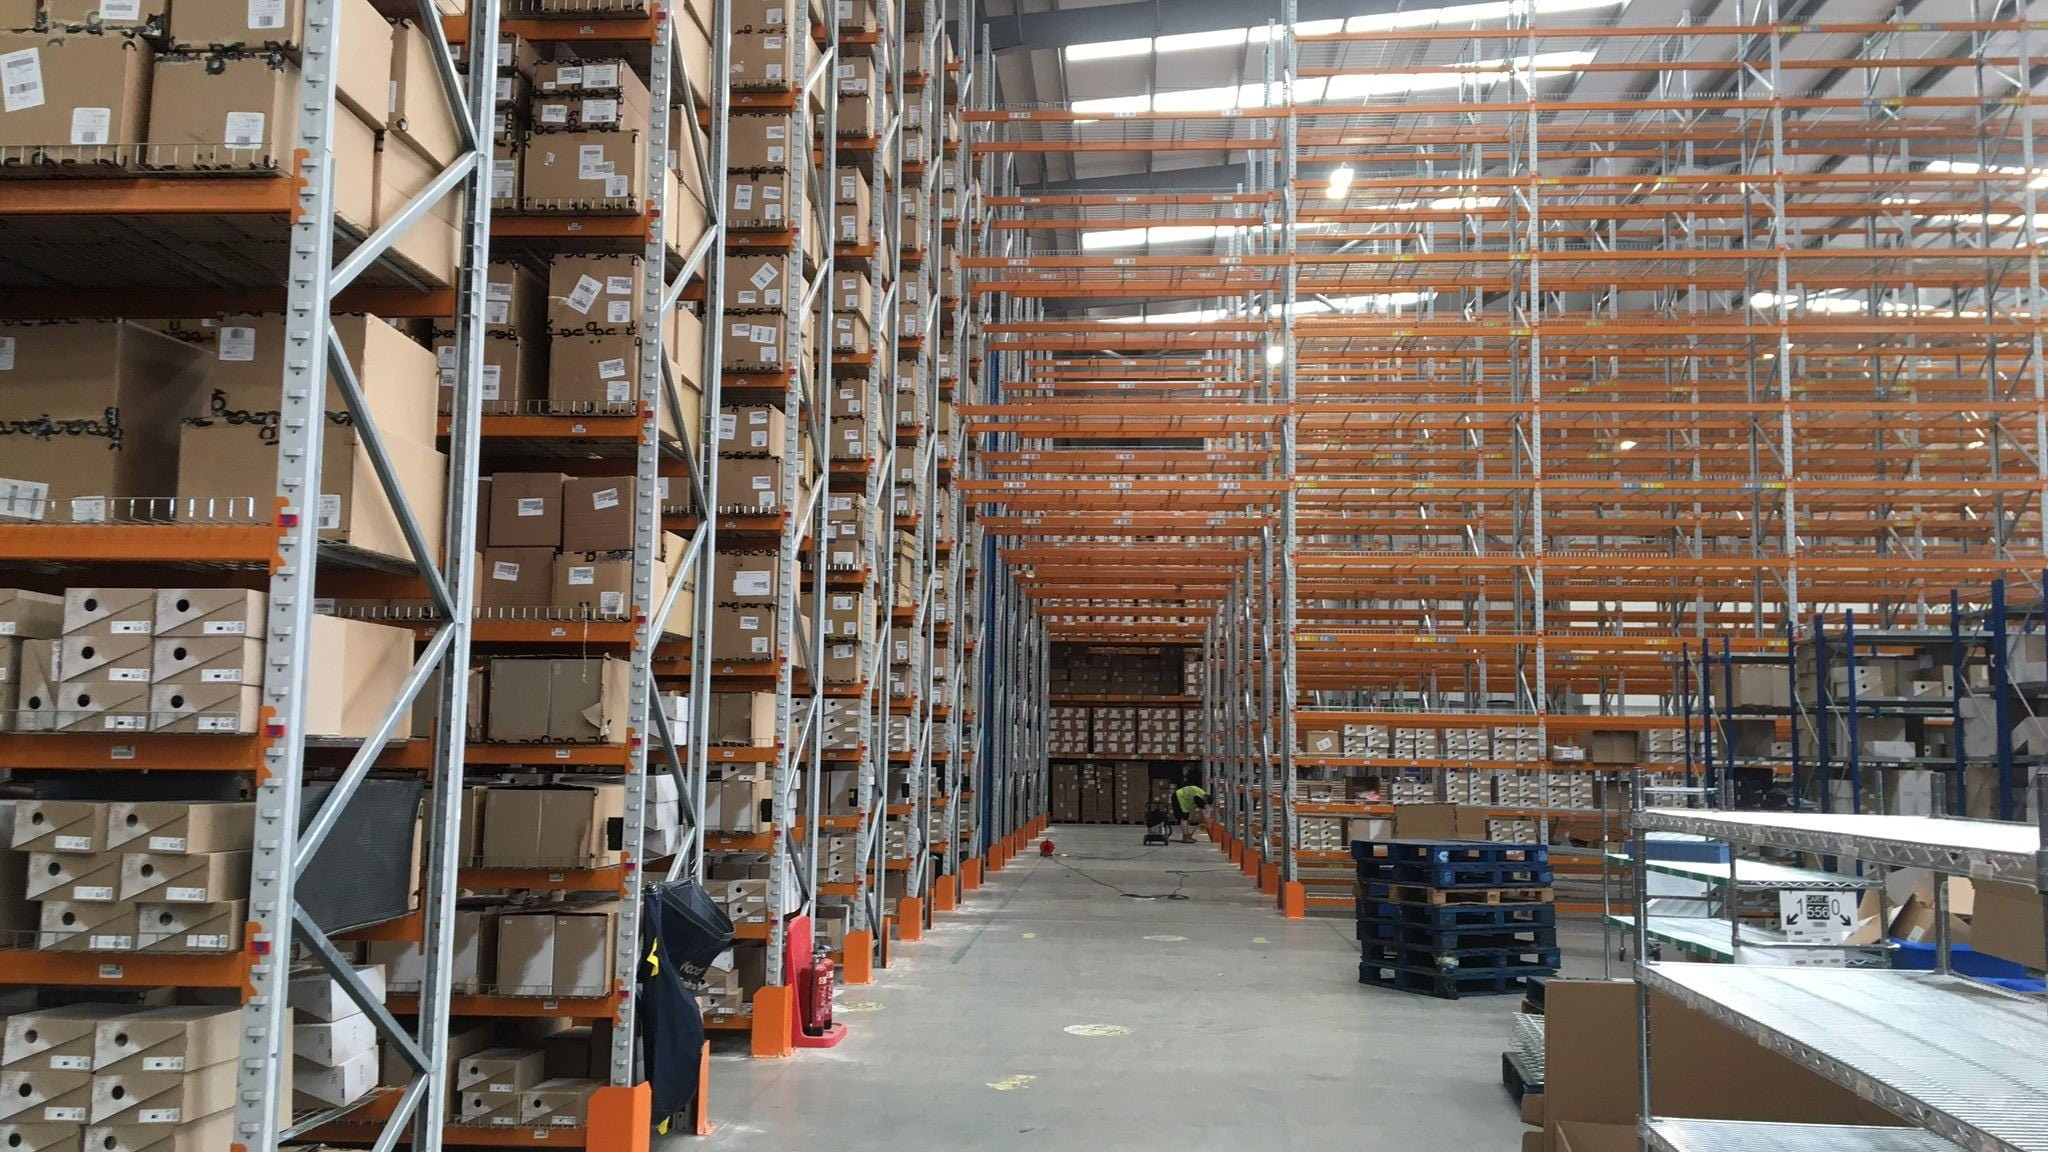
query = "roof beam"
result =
(982, 0, 1396, 54)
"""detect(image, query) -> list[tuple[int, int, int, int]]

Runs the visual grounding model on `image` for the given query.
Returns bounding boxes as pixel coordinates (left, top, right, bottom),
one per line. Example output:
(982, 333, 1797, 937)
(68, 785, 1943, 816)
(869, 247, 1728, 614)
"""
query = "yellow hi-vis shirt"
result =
(1175, 785, 1208, 815)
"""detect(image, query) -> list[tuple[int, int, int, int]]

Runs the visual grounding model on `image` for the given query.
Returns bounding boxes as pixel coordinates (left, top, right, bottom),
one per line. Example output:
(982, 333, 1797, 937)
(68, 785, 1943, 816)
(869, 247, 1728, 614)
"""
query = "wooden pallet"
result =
(1374, 883, 1555, 907)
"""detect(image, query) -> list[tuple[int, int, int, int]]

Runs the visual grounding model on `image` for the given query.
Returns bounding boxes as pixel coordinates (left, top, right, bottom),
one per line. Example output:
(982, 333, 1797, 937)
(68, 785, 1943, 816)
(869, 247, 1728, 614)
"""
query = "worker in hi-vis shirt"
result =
(1173, 781, 1210, 844)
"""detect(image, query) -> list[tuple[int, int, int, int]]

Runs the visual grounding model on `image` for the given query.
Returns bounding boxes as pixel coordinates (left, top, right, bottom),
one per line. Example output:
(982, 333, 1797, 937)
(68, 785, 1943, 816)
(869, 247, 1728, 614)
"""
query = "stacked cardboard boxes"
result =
(11, 799, 251, 955)
(0, 1002, 244, 1147)
(483, 657, 635, 744)
(291, 966, 384, 1110)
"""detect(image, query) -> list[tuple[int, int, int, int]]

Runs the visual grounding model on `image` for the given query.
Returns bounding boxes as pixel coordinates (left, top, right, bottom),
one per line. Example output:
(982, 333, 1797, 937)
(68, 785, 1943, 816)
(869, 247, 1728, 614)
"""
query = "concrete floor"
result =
(687, 825, 1602, 1151)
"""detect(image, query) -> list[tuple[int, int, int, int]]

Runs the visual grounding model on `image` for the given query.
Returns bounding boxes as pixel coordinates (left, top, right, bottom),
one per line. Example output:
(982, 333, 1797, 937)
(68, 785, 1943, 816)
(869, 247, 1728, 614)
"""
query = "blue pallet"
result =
(1359, 960, 1554, 1000)
(1362, 941, 1563, 971)
(1890, 938, 2048, 992)
(1357, 920, 1559, 951)
(1358, 860, 1555, 888)
(1357, 900, 1558, 930)
(1352, 839, 1551, 867)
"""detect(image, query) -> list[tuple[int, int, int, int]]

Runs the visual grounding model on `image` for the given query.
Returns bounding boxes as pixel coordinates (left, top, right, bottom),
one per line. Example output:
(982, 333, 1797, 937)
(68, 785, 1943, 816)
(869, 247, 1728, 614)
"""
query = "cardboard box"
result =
(294, 1047, 377, 1109)
(521, 128, 645, 208)
(835, 56, 876, 137)
(148, 682, 260, 734)
(710, 692, 776, 746)
(388, 17, 461, 165)
(728, 31, 796, 90)
(0, 1068, 88, 1124)
(547, 657, 633, 743)
(0, 1123, 82, 1152)
(364, 905, 492, 992)
(546, 254, 644, 335)
(301, 616, 415, 739)
(522, 1077, 598, 1128)
(710, 605, 778, 662)
(146, 51, 299, 170)
(42, 679, 146, 732)
(479, 784, 624, 867)
(176, 419, 448, 567)
(485, 657, 551, 741)
(482, 546, 556, 611)
(373, 129, 464, 287)
(487, 472, 567, 547)
(59, 586, 151, 632)
(1970, 878, 2043, 968)
(712, 551, 779, 604)
(459, 1048, 545, 1095)
(42, 0, 162, 30)
(287, 963, 387, 1023)
(712, 777, 772, 832)
(56, 629, 151, 685)
(554, 552, 631, 617)
(0, 591, 62, 640)
(4, 1005, 127, 1070)
(492, 913, 554, 995)
(530, 59, 649, 134)
(116, 850, 247, 903)
(292, 1011, 379, 1068)
(13, 800, 105, 854)
(187, 312, 440, 440)
(726, 169, 792, 229)
(547, 331, 642, 411)
(89, 1057, 234, 1124)
(134, 898, 243, 952)
(83, 1112, 234, 1152)
(560, 475, 635, 552)
(37, 898, 134, 951)
(1392, 804, 1488, 841)
(0, 30, 152, 157)
(0, 322, 205, 519)
(147, 634, 259, 685)
(551, 903, 615, 996)
(728, 113, 793, 170)
(26, 850, 123, 902)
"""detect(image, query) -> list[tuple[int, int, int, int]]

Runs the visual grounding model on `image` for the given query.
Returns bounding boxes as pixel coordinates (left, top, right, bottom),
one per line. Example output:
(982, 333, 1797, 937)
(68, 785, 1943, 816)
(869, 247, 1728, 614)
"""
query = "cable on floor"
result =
(1048, 854, 1194, 901)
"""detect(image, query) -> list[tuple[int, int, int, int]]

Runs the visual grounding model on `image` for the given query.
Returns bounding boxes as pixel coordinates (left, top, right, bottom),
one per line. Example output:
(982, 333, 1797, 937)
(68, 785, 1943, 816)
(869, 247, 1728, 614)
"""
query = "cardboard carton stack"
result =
(13, 799, 252, 955)
(494, 904, 617, 1000)
(697, 943, 766, 1023)
(475, 783, 627, 869)
(291, 965, 385, 1110)
(1134, 707, 1181, 756)
(1497, 725, 1543, 763)
(1392, 727, 1438, 760)
(1444, 726, 1488, 761)
(478, 469, 692, 630)
(1545, 770, 1596, 811)
(1343, 723, 1389, 757)
(1390, 778, 1433, 804)
(0, 1002, 243, 1148)
(1495, 769, 1541, 809)
(1088, 707, 1135, 756)
(1445, 768, 1491, 805)
(0, 590, 62, 734)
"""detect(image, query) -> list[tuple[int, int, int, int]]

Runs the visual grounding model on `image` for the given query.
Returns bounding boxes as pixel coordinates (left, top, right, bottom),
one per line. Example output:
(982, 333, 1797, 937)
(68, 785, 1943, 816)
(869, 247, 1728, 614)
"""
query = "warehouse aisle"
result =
(691, 826, 1564, 1150)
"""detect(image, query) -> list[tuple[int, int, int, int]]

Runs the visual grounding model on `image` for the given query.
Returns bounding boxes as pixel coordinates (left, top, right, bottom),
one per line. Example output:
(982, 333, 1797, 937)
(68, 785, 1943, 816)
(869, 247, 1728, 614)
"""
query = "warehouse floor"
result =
(692, 826, 1603, 1150)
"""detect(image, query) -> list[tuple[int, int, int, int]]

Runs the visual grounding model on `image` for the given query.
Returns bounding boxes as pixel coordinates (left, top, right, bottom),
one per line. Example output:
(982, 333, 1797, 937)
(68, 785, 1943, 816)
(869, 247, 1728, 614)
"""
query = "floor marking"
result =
(987, 1074, 1036, 1091)
(1021, 932, 1037, 939)
(1143, 934, 1187, 942)
(1063, 1024, 1131, 1037)
(836, 1000, 884, 1013)
(1252, 936, 1270, 944)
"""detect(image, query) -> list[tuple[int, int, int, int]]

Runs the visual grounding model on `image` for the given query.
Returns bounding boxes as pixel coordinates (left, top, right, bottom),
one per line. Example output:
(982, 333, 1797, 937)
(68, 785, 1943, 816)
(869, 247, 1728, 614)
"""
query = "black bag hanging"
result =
(637, 879, 730, 1128)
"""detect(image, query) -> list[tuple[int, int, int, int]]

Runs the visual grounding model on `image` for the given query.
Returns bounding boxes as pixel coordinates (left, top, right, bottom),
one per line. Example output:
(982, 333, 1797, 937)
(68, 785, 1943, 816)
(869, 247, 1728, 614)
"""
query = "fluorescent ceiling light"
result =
(1071, 52, 1593, 116)
(1615, 439, 1637, 451)
(1064, 0, 1625, 63)
(1326, 164, 1355, 200)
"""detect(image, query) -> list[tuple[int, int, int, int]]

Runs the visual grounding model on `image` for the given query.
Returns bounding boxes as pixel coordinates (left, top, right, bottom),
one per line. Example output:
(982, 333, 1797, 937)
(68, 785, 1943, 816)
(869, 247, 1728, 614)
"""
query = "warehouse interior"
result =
(0, 0, 2045, 1147)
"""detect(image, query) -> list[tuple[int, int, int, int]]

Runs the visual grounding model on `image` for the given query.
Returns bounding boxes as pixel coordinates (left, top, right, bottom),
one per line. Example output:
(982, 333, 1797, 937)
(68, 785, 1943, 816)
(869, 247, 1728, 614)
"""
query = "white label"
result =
(69, 107, 110, 146)
(583, 97, 618, 124)
(597, 357, 627, 379)
(733, 184, 754, 209)
(1, 48, 44, 114)
(317, 492, 342, 531)
(0, 337, 12, 370)
(186, 933, 229, 949)
(577, 145, 609, 179)
(54, 834, 90, 851)
(567, 274, 601, 314)
(540, 102, 569, 124)
(556, 65, 584, 87)
(78, 889, 118, 909)
(107, 668, 147, 683)
(750, 324, 776, 346)
(739, 614, 760, 629)
(70, 497, 106, 524)
(568, 566, 595, 585)
(733, 572, 772, 597)
(199, 668, 243, 683)
(140, 1057, 184, 1073)
(109, 619, 148, 635)
(604, 274, 632, 294)
(586, 62, 619, 88)
(224, 111, 266, 149)
(196, 715, 239, 733)
(103, 715, 144, 731)
(1779, 891, 1855, 943)
(248, 0, 285, 28)
(494, 75, 513, 103)
(485, 300, 510, 325)
(138, 1108, 181, 1124)
(599, 590, 624, 614)
(487, 280, 513, 302)
(481, 366, 500, 400)
(43, 1107, 86, 1123)
(591, 486, 620, 510)
(607, 379, 631, 403)
(491, 157, 515, 195)
(750, 476, 771, 491)
(516, 497, 546, 517)
(202, 620, 247, 635)
(491, 562, 520, 581)
(96, 964, 122, 979)
(605, 174, 629, 197)
(751, 636, 770, 654)
(48, 1055, 88, 1071)
(750, 262, 778, 289)
(148, 835, 187, 852)
(165, 886, 207, 902)
(100, 0, 141, 17)
(718, 414, 737, 439)
(607, 299, 633, 324)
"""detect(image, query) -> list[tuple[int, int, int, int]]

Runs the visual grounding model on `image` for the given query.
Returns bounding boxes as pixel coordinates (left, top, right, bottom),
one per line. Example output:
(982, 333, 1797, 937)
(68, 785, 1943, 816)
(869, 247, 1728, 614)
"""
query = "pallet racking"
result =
(964, 0, 2048, 920)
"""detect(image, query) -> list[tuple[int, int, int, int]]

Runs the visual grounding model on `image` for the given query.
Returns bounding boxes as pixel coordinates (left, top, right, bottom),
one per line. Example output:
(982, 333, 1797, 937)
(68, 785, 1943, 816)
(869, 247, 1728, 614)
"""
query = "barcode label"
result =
(69, 106, 110, 145)
(492, 562, 521, 581)
(1, 48, 44, 113)
(199, 669, 243, 683)
(203, 620, 247, 635)
(223, 111, 266, 149)
(566, 274, 601, 313)
(149, 836, 187, 852)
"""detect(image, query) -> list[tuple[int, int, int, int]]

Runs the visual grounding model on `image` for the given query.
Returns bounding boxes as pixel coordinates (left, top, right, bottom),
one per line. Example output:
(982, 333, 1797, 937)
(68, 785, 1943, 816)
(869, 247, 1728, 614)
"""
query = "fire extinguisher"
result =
(803, 945, 836, 1036)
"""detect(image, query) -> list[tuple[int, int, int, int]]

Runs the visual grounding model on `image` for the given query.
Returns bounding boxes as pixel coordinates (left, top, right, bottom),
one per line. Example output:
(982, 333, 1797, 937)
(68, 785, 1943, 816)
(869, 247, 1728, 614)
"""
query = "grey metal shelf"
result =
(1640, 966, 2048, 1152)
(1603, 852, 1881, 891)
(1645, 1119, 1962, 1152)
(1606, 914, 1885, 965)
(1636, 809, 2044, 888)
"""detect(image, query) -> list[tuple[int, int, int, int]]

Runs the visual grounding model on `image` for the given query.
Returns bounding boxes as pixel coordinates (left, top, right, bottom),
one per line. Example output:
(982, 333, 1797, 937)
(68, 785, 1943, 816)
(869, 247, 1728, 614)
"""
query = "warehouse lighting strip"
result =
(1062, 0, 1629, 62)
(1067, 51, 1598, 116)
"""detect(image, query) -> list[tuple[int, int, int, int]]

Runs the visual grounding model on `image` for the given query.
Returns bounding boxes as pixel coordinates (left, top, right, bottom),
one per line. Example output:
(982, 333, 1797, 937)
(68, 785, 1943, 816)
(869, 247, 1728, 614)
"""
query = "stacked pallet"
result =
(1353, 839, 1559, 999)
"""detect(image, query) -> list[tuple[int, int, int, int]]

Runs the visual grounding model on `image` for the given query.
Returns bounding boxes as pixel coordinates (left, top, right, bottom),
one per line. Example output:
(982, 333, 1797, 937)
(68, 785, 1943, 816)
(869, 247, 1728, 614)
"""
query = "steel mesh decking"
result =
(1646, 1119, 1965, 1152)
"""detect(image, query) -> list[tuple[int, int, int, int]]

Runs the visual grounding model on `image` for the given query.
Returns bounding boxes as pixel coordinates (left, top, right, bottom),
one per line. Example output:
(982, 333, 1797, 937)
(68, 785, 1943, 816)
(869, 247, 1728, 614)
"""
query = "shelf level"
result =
(1636, 809, 2043, 888)
(1645, 1119, 1960, 1152)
